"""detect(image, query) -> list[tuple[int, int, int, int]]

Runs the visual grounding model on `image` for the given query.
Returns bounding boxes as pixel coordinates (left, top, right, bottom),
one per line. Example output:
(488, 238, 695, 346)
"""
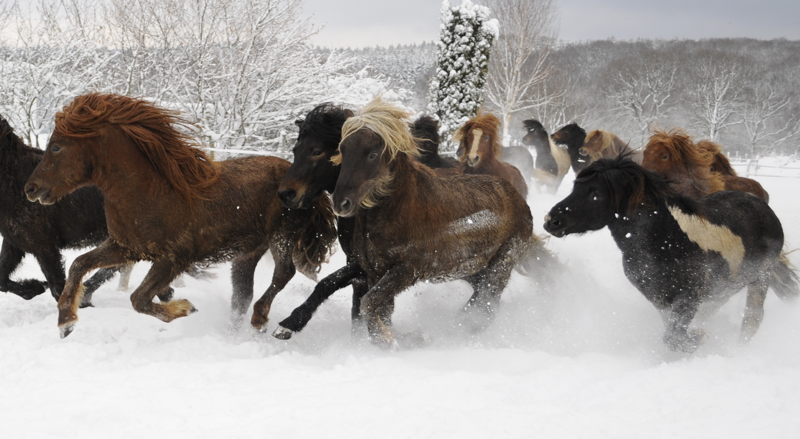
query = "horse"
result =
(580, 130, 642, 169)
(550, 123, 589, 174)
(522, 119, 570, 194)
(455, 113, 528, 198)
(0, 113, 125, 306)
(641, 129, 769, 202)
(411, 115, 460, 175)
(696, 139, 769, 201)
(273, 105, 470, 340)
(24, 93, 338, 338)
(330, 97, 548, 348)
(544, 157, 798, 352)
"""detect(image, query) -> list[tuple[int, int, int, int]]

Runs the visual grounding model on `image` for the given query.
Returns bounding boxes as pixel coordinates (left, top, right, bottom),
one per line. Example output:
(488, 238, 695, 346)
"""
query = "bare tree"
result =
(484, 0, 558, 143)
(687, 51, 751, 142)
(739, 83, 800, 156)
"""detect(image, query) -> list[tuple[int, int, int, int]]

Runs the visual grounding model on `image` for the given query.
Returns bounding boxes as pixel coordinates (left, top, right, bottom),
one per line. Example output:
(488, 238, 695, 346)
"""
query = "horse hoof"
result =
(272, 326, 294, 340)
(188, 304, 198, 315)
(60, 322, 76, 339)
(79, 301, 94, 309)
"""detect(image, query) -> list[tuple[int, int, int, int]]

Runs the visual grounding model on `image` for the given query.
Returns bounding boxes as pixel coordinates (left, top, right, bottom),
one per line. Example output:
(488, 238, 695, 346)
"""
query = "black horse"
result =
(544, 157, 798, 353)
(522, 119, 570, 193)
(550, 123, 588, 173)
(0, 114, 123, 305)
(411, 115, 459, 171)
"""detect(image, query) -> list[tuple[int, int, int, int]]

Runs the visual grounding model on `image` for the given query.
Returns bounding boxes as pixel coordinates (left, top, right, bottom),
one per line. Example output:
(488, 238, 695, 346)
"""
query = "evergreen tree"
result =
(427, 0, 498, 151)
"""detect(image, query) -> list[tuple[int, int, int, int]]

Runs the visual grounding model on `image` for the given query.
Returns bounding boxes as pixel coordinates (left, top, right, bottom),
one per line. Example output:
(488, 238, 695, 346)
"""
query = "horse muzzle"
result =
(466, 156, 480, 167)
(24, 181, 55, 205)
(543, 213, 566, 238)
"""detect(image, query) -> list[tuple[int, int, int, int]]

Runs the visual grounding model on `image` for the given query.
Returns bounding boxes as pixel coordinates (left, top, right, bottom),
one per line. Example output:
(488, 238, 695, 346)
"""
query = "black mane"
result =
(412, 115, 458, 169)
(522, 119, 544, 131)
(297, 103, 350, 148)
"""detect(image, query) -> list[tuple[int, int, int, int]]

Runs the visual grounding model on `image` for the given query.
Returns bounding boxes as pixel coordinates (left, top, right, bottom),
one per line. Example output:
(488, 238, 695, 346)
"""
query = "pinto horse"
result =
(580, 130, 642, 169)
(544, 157, 798, 352)
(456, 113, 528, 198)
(330, 98, 546, 348)
(0, 114, 125, 305)
(522, 119, 570, 193)
(24, 93, 337, 337)
(641, 129, 769, 202)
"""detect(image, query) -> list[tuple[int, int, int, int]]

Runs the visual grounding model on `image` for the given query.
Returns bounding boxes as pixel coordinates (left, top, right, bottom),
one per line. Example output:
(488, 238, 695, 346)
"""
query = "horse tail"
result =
(289, 195, 338, 281)
(770, 250, 800, 301)
(516, 232, 563, 289)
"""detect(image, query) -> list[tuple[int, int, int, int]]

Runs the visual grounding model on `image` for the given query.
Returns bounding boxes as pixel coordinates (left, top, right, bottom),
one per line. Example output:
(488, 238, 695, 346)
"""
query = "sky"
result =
(302, 0, 800, 48)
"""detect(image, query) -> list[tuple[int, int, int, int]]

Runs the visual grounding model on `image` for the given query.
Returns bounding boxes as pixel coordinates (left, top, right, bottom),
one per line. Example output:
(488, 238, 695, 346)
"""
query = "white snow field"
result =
(2, 164, 800, 438)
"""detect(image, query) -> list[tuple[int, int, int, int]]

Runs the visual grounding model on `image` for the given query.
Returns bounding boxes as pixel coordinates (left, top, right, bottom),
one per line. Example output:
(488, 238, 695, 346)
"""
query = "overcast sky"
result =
(303, 0, 800, 48)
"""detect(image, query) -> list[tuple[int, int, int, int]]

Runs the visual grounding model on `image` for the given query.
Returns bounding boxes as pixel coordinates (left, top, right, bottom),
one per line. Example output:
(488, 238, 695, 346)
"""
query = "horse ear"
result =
(344, 109, 354, 118)
(295, 119, 304, 127)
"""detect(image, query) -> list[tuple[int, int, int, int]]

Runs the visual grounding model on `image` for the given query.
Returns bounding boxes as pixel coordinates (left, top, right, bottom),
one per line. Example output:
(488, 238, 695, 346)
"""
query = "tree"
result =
(427, 0, 498, 150)
(484, 0, 558, 144)
(739, 83, 800, 156)
(687, 51, 751, 142)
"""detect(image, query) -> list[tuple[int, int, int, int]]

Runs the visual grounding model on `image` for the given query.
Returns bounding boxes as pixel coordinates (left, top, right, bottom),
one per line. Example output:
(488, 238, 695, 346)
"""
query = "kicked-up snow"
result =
(1, 165, 799, 438)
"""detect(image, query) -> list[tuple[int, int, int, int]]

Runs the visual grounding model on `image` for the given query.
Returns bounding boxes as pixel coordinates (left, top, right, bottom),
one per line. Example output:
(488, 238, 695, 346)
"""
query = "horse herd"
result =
(2, 92, 796, 353)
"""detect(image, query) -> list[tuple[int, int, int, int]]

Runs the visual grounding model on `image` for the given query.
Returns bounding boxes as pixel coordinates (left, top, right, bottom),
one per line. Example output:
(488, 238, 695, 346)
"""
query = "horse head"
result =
(455, 113, 502, 168)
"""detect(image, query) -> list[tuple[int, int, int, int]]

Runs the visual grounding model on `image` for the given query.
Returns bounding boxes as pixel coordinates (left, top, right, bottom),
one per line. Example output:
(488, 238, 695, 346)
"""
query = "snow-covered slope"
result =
(1, 170, 799, 438)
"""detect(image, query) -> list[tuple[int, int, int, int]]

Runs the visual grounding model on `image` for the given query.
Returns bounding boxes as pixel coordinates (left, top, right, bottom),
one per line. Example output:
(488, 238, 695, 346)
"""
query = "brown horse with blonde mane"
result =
(642, 129, 769, 201)
(455, 113, 528, 198)
(330, 98, 556, 348)
(24, 93, 337, 338)
(579, 130, 642, 170)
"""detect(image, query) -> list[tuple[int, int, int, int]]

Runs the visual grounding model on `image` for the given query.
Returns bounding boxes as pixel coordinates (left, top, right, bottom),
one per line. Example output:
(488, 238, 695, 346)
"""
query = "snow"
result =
(2, 170, 800, 438)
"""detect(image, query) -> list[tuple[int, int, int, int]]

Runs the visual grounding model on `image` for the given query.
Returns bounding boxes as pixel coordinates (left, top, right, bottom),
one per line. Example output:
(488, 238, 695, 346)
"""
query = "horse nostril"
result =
(25, 183, 38, 195)
(340, 198, 351, 212)
(278, 189, 296, 204)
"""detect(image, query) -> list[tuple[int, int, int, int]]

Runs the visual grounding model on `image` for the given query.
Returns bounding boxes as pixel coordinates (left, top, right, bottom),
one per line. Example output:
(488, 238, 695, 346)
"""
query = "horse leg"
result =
(117, 262, 134, 291)
(0, 241, 47, 300)
(250, 244, 296, 332)
(663, 294, 704, 353)
(58, 241, 130, 338)
(33, 249, 66, 301)
(461, 250, 515, 332)
(229, 244, 269, 330)
(273, 262, 365, 339)
(359, 268, 416, 349)
(351, 274, 369, 328)
(80, 267, 121, 307)
(741, 274, 769, 343)
(129, 258, 195, 323)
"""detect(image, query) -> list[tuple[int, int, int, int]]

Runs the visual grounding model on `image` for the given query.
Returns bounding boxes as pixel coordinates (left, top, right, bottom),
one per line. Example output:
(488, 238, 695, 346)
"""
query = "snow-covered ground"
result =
(2, 166, 800, 438)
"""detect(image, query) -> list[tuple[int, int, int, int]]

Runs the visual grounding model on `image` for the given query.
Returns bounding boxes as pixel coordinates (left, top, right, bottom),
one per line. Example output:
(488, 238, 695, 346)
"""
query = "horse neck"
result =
(0, 132, 40, 204)
(368, 154, 420, 216)
(607, 200, 674, 252)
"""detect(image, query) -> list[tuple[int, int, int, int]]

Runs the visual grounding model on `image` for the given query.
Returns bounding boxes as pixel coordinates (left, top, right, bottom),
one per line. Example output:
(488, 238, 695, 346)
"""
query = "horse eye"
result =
(662, 154, 668, 160)
(482, 135, 489, 141)
(312, 150, 323, 157)
(368, 152, 378, 160)
(52, 145, 61, 152)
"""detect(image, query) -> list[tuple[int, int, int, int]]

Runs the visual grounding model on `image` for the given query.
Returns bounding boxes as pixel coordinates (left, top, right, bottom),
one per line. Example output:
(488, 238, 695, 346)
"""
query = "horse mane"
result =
(411, 115, 441, 155)
(583, 130, 612, 158)
(576, 156, 698, 216)
(453, 112, 502, 158)
(55, 93, 219, 203)
(333, 97, 420, 165)
(522, 119, 544, 132)
(697, 139, 738, 176)
(645, 128, 725, 196)
(297, 103, 350, 148)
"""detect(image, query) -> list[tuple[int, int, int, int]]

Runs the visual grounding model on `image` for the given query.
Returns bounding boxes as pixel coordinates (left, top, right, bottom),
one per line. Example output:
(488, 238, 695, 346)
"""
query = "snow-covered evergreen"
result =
(427, 0, 498, 151)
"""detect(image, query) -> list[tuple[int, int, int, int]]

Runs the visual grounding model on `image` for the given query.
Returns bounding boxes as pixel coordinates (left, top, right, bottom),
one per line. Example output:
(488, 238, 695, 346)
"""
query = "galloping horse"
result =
(0, 113, 123, 305)
(580, 130, 642, 168)
(522, 119, 570, 193)
(642, 129, 769, 202)
(330, 98, 543, 348)
(456, 113, 528, 198)
(544, 158, 797, 352)
(696, 139, 769, 201)
(274, 105, 461, 340)
(551, 123, 589, 174)
(24, 93, 337, 337)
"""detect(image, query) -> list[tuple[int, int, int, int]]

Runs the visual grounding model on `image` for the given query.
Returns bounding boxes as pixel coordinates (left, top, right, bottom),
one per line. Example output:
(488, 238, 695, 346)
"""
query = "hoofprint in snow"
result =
(1, 168, 799, 438)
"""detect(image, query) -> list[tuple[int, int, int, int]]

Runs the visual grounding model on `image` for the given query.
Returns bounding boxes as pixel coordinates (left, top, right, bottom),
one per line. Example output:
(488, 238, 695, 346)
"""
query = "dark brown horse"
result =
(522, 119, 570, 193)
(549, 122, 586, 177)
(642, 129, 768, 202)
(411, 115, 460, 175)
(455, 113, 528, 198)
(24, 93, 337, 337)
(330, 98, 544, 348)
(0, 113, 124, 305)
(696, 139, 768, 201)
(580, 130, 642, 168)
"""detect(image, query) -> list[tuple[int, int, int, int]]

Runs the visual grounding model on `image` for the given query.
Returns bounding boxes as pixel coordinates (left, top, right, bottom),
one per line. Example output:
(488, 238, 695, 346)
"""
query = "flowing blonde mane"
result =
(453, 112, 502, 159)
(645, 128, 725, 196)
(55, 93, 218, 203)
(697, 139, 738, 176)
(332, 97, 420, 165)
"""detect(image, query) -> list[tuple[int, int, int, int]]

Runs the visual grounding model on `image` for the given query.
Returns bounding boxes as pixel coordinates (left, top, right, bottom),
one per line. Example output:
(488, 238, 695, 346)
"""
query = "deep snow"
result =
(1, 163, 799, 438)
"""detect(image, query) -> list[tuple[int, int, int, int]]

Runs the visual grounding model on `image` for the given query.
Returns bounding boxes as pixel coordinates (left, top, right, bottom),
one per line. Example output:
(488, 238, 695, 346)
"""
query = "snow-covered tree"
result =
(427, 0, 498, 150)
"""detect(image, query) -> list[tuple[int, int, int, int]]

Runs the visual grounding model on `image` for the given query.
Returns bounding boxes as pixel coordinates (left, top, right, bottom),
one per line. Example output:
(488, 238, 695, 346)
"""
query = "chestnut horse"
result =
(456, 113, 528, 198)
(545, 157, 797, 352)
(330, 98, 548, 348)
(697, 139, 768, 200)
(522, 119, 570, 193)
(24, 93, 337, 337)
(642, 129, 768, 202)
(580, 130, 642, 168)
